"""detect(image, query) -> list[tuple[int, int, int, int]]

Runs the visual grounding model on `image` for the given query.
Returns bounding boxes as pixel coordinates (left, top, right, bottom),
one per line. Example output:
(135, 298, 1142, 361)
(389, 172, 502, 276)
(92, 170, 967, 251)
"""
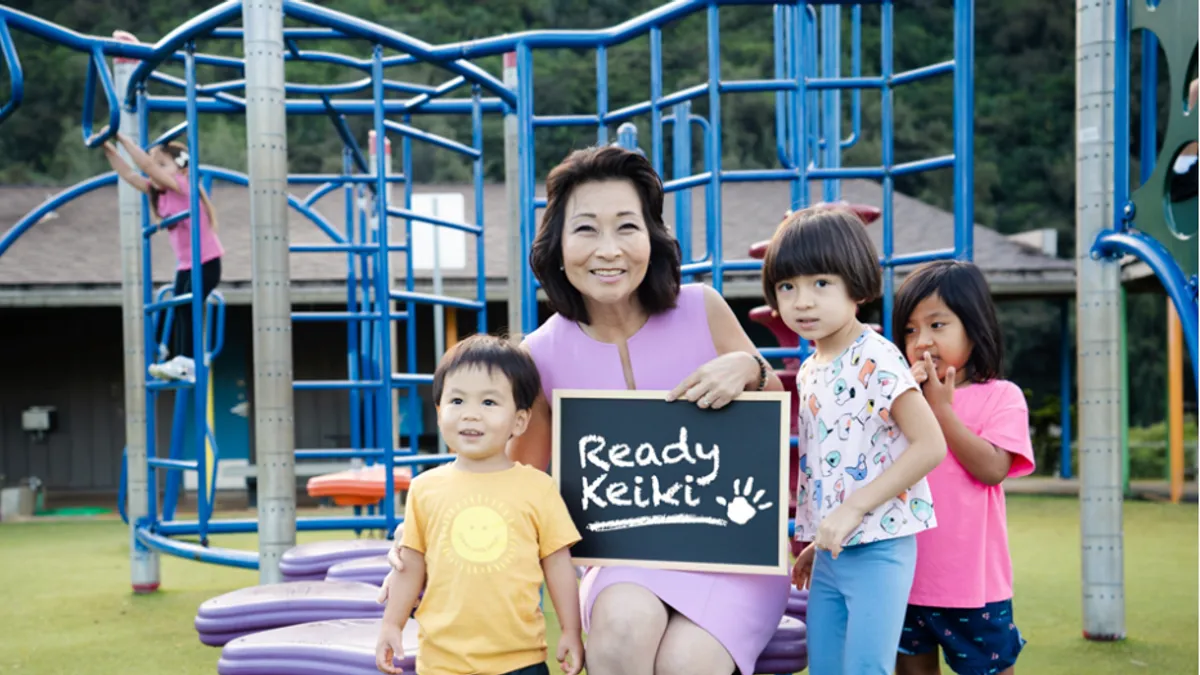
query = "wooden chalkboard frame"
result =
(550, 388, 792, 576)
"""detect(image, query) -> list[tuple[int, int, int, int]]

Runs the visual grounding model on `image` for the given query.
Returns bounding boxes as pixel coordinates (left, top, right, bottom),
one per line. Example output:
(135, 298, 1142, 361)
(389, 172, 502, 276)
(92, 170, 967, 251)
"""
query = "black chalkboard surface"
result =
(551, 389, 791, 575)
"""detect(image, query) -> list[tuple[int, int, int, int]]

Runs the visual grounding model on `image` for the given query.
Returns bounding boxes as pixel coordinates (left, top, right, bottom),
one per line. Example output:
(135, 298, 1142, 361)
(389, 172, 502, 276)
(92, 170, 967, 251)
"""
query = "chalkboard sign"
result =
(551, 389, 791, 575)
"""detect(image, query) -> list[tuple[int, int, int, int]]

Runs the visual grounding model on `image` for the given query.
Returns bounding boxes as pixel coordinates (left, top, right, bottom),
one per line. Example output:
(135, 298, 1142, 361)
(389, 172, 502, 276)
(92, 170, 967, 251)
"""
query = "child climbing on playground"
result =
(100, 132, 224, 384)
(890, 260, 1035, 675)
(374, 334, 584, 675)
(761, 206, 947, 675)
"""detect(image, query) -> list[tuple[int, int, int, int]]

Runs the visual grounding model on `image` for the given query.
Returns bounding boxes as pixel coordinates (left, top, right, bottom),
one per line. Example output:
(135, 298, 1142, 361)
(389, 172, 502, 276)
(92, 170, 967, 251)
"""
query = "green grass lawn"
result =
(0, 495, 1194, 674)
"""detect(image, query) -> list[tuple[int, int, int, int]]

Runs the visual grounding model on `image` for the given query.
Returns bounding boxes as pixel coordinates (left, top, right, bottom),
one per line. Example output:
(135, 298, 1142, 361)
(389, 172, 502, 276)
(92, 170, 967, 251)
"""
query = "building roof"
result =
(0, 176, 1075, 306)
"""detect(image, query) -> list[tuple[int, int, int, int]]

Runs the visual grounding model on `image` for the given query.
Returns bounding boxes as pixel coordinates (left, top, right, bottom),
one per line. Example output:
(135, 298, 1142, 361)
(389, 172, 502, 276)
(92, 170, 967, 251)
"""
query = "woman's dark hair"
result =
(760, 206, 881, 309)
(528, 145, 682, 324)
(891, 260, 1004, 383)
(147, 141, 189, 219)
(432, 334, 542, 411)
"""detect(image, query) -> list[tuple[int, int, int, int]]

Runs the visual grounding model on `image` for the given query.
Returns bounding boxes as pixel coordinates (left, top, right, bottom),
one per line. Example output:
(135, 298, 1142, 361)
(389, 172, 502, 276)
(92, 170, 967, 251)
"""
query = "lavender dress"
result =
(523, 283, 790, 675)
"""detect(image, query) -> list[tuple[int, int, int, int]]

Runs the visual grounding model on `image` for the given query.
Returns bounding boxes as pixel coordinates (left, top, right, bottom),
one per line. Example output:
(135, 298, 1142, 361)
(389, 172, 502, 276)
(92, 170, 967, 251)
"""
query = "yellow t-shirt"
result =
(401, 462, 582, 675)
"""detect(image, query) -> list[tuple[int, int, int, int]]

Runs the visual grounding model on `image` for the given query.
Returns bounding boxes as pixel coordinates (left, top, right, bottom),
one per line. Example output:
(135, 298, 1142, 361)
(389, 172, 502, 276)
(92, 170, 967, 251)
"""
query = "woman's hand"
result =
(666, 351, 758, 410)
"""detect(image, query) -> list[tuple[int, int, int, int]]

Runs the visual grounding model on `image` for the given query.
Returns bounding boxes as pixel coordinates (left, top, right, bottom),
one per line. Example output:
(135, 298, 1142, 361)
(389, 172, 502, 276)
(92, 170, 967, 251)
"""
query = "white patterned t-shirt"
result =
(793, 328, 937, 545)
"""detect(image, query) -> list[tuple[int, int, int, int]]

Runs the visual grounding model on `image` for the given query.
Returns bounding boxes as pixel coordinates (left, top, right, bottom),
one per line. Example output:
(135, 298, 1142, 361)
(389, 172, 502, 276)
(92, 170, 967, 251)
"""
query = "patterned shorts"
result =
(898, 599, 1026, 675)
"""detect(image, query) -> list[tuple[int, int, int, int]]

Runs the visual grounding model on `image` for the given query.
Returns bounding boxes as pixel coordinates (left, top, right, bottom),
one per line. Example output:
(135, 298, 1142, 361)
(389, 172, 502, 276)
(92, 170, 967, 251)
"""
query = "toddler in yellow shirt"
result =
(375, 334, 583, 675)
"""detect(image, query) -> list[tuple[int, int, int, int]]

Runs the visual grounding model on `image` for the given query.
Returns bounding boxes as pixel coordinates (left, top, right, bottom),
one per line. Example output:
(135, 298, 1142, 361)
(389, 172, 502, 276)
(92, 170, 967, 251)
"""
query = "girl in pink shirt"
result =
(891, 260, 1035, 675)
(102, 133, 224, 384)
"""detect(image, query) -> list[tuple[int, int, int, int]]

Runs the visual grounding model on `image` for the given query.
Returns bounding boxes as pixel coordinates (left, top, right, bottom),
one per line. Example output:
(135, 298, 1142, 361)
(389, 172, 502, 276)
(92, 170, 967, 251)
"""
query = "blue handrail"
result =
(0, 19, 23, 125)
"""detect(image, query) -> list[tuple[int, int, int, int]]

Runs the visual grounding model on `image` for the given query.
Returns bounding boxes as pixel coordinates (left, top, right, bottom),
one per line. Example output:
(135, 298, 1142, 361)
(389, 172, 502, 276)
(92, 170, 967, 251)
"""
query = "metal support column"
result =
(242, 0, 296, 585)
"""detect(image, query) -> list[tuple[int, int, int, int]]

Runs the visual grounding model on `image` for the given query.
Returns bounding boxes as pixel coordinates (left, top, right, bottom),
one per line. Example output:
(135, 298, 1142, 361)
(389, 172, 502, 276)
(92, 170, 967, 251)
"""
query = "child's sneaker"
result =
(149, 355, 195, 383)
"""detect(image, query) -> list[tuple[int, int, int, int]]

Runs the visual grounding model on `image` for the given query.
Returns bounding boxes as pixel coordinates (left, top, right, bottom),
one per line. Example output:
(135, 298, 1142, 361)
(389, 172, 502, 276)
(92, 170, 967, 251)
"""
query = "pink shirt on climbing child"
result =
(157, 179, 224, 270)
(907, 379, 1036, 609)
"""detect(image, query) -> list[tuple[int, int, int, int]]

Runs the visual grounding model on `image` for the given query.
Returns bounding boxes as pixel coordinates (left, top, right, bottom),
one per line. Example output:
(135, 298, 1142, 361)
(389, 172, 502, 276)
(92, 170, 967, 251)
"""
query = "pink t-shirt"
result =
(157, 179, 224, 270)
(907, 379, 1036, 609)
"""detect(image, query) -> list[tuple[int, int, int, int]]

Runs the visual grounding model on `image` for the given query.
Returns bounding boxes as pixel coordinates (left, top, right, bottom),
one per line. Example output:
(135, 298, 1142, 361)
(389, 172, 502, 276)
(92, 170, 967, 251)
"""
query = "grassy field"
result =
(0, 495, 1194, 674)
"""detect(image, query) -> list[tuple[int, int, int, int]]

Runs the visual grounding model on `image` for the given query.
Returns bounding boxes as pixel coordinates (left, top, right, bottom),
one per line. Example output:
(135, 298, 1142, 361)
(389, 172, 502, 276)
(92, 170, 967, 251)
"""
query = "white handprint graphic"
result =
(715, 477, 774, 525)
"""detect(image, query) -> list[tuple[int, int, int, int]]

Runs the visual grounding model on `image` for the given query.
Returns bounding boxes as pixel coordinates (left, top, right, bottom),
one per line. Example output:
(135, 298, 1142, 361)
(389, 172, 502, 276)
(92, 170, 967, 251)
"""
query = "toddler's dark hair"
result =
(760, 207, 881, 310)
(892, 260, 1004, 383)
(432, 334, 542, 411)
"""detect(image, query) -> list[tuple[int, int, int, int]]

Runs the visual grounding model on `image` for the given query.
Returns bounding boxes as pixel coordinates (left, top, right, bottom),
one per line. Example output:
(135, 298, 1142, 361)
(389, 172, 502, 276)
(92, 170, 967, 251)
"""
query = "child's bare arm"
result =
(541, 547, 584, 675)
(115, 133, 179, 192)
(844, 389, 946, 515)
(382, 547, 425, 627)
(101, 142, 150, 194)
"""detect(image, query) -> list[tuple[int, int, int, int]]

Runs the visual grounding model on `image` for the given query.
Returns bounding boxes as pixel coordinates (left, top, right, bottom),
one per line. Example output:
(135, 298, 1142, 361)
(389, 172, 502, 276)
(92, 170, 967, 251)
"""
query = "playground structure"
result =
(0, 0, 1194, 648)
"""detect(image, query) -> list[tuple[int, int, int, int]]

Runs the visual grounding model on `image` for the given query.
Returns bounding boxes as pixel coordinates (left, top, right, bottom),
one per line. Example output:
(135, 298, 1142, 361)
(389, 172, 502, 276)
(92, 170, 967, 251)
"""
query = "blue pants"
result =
(806, 536, 917, 675)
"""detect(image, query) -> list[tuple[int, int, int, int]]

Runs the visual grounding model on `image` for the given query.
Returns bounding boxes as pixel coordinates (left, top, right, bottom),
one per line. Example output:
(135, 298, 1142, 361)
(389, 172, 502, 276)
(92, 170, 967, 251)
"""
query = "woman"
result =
(386, 145, 791, 675)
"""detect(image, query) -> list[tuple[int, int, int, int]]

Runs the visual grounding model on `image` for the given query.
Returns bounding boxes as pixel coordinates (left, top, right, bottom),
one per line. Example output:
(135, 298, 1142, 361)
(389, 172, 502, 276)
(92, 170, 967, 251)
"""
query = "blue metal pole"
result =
(821, 5, 841, 204)
(672, 102, 693, 275)
(473, 86, 488, 334)
(184, 41, 211, 542)
(650, 27, 664, 178)
(1060, 299, 1073, 478)
(880, 1, 896, 338)
(517, 42, 537, 334)
(401, 113, 419, 468)
(706, 5, 724, 295)
(953, 0, 975, 261)
(371, 46, 397, 534)
(344, 149, 362, 457)
(596, 46, 609, 145)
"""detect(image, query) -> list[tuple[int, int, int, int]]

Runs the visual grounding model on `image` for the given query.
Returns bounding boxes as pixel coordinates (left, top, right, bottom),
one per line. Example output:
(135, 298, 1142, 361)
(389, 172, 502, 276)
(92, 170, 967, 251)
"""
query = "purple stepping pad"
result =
(759, 638, 807, 659)
(769, 615, 806, 641)
(220, 618, 419, 673)
(201, 629, 257, 647)
(280, 572, 327, 583)
(196, 608, 384, 633)
(754, 655, 808, 674)
(279, 539, 395, 576)
(325, 555, 391, 586)
(197, 581, 384, 620)
(217, 657, 414, 675)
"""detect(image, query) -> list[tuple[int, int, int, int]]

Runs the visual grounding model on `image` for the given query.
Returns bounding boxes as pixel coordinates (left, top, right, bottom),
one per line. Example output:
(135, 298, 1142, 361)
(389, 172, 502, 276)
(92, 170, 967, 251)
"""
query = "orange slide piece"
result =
(306, 465, 414, 507)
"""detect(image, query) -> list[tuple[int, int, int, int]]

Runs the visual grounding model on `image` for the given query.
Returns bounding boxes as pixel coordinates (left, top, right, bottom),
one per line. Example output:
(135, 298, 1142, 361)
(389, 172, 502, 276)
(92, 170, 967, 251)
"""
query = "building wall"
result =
(0, 296, 778, 493)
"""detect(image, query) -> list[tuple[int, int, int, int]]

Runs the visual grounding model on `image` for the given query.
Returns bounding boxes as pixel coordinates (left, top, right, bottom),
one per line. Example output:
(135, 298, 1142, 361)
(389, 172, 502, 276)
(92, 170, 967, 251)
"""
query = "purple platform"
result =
(212, 609, 807, 675)
(324, 555, 391, 586)
(195, 581, 385, 647)
(218, 618, 418, 675)
(280, 539, 396, 581)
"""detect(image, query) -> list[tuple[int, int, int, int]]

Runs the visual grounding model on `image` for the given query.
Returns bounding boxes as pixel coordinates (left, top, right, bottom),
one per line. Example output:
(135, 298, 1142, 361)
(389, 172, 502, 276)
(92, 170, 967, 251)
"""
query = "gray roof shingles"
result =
(0, 177, 1073, 296)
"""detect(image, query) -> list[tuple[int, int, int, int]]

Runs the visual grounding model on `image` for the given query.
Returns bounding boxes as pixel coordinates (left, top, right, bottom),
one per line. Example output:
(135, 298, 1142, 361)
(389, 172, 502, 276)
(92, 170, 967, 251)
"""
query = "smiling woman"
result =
(508, 145, 791, 675)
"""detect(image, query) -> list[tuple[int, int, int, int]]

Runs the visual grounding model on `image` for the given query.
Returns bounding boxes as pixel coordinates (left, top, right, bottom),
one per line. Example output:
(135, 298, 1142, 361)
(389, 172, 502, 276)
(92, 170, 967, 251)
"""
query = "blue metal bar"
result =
(389, 290, 485, 311)
(650, 26, 664, 177)
(382, 119, 481, 159)
(145, 96, 506, 116)
(148, 457, 199, 471)
(148, 71, 246, 110)
(400, 111, 419, 487)
(0, 19, 25, 125)
(138, 90, 159, 527)
(596, 46, 609, 144)
(821, 5, 841, 204)
(184, 41, 211, 544)
(473, 86, 488, 335)
(292, 311, 404, 322)
(136, 527, 258, 568)
(342, 151, 363, 461)
(288, 174, 406, 184)
(953, 0, 975, 260)
(842, 4, 862, 151)
(881, 1, 896, 337)
(384, 207, 482, 235)
(372, 47, 399, 535)
(893, 61, 955, 86)
(1092, 231, 1199, 390)
(535, 114, 601, 127)
(81, 46, 119, 147)
(707, 6, 724, 295)
(671, 103, 694, 269)
(1060, 300, 1074, 479)
(290, 243, 406, 253)
(518, 42, 537, 334)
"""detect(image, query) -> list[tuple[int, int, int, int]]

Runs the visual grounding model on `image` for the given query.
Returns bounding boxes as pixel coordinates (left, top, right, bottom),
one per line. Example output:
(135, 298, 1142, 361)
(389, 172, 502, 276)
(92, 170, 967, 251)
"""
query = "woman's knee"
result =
(653, 614, 736, 675)
(586, 583, 669, 658)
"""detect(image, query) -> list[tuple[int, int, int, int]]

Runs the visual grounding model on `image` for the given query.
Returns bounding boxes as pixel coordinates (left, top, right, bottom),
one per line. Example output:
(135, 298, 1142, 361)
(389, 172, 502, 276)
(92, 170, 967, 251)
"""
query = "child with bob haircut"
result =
(761, 207, 947, 675)
(375, 334, 584, 675)
(891, 260, 1035, 675)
